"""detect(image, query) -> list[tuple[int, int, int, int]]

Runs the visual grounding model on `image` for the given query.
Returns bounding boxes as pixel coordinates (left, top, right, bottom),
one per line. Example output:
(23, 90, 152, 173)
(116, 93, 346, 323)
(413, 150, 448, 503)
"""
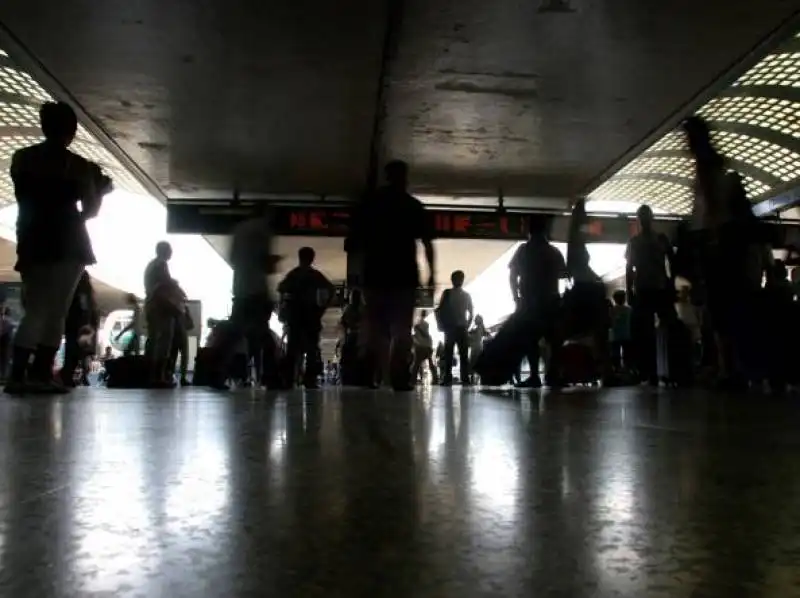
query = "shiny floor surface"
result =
(0, 386, 799, 597)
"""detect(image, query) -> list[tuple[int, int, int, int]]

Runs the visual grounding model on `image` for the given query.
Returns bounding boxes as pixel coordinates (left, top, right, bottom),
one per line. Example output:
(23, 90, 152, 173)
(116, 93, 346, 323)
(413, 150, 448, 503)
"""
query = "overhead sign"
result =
(166, 199, 800, 246)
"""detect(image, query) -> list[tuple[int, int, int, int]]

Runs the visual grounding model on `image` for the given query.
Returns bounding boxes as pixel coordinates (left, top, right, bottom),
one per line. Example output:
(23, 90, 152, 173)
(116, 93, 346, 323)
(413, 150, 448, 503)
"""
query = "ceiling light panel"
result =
(699, 96, 800, 138)
(618, 155, 694, 178)
(733, 52, 800, 88)
(0, 67, 52, 103)
(589, 177, 693, 213)
(713, 130, 800, 182)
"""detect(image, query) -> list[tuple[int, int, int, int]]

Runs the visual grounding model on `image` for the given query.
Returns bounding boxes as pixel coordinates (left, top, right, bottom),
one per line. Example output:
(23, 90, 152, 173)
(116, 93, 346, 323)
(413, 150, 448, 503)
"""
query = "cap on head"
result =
(40, 102, 78, 146)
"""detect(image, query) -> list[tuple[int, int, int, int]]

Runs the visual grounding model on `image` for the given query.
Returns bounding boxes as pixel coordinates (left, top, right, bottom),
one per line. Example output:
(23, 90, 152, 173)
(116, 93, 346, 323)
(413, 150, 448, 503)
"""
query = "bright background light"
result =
(0, 190, 235, 320)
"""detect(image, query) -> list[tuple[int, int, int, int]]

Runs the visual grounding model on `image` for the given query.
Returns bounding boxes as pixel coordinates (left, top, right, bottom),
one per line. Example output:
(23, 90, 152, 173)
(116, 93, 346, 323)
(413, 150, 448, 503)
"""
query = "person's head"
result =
(40, 101, 78, 146)
(419, 309, 428, 319)
(612, 289, 626, 306)
(298, 246, 315, 266)
(155, 241, 173, 260)
(104, 346, 112, 356)
(450, 270, 465, 288)
(125, 293, 138, 307)
(527, 214, 551, 239)
(474, 314, 484, 327)
(683, 116, 715, 161)
(384, 160, 409, 190)
(350, 288, 362, 305)
(677, 286, 691, 302)
(636, 204, 654, 231)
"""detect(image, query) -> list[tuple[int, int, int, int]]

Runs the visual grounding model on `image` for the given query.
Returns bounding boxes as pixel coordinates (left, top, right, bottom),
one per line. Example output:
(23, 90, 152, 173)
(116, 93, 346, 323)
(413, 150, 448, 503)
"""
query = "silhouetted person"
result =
(437, 270, 474, 385)
(346, 160, 435, 390)
(143, 241, 181, 386)
(209, 204, 280, 389)
(412, 309, 437, 384)
(625, 204, 676, 384)
(5, 101, 108, 394)
(609, 290, 632, 372)
(170, 305, 193, 386)
(565, 199, 614, 384)
(0, 306, 15, 380)
(115, 293, 143, 356)
(684, 116, 764, 387)
(59, 271, 98, 387)
(509, 214, 567, 387)
(339, 289, 365, 385)
(278, 247, 334, 389)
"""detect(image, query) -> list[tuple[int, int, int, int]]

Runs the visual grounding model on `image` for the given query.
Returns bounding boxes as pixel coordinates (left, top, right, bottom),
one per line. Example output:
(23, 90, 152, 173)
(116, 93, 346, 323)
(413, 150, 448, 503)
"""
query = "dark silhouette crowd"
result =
(3, 101, 796, 395)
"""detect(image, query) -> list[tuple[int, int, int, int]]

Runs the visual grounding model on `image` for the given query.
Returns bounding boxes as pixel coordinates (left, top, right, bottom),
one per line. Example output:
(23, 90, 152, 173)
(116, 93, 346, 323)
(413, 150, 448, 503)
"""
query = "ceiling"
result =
(0, 0, 798, 211)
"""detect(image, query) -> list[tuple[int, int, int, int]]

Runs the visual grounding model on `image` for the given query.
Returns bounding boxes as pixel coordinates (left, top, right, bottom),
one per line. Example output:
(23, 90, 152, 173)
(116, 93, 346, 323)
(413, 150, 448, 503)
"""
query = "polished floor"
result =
(0, 386, 799, 597)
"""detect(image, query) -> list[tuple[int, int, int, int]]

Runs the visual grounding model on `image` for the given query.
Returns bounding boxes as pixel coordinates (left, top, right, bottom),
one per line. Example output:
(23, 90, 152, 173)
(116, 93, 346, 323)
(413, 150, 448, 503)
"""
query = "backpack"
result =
(434, 289, 453, 331)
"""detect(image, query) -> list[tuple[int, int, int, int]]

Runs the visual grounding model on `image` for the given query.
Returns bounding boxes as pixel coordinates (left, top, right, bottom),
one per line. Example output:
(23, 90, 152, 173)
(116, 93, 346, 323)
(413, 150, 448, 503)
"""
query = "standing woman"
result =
(5, 102, 108, 394)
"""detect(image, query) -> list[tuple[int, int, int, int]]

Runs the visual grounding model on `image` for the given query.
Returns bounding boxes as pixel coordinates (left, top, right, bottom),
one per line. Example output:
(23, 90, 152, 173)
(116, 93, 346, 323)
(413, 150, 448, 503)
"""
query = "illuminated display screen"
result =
(166, 200, 800, 248)
(277, 207, 528, 240)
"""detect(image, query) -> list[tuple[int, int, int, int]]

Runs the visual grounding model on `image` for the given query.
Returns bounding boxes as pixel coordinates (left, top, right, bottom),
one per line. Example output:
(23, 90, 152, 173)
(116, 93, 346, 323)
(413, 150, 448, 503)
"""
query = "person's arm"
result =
(509, 248, 521, 303)
(80, 160, 107, 220)
(466, 293, 474, 327)
(277, 270, 292, 295)
(419, 204, 436, 288)
(662, 234, 677, 291)
(624, 241, 635, 303)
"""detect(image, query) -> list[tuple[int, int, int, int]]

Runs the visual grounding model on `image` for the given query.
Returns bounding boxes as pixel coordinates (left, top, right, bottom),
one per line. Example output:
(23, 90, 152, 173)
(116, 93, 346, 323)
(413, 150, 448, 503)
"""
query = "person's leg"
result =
(635, 291, 659, 384)
(362, 289, 390, 388)
(411, 348, 424, 383)
(26, 262, 84, 391)
(60, 326, 81, 387)
(303, 323, 322, 388)
(178, 329, 190, 384)
(6, 265, 49, 390)
(388, 289, 416, 390)
(442, 333, 455, 385)
(456, 327, 470, 384)
(425, 353, 439, 384)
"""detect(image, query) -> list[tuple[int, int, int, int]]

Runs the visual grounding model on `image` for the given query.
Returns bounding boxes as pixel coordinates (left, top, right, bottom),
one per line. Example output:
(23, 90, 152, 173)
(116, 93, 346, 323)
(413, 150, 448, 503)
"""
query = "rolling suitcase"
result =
(559, 339, 599, 386)
(473, 310, 532, 386)
(656, 321, 693, 386)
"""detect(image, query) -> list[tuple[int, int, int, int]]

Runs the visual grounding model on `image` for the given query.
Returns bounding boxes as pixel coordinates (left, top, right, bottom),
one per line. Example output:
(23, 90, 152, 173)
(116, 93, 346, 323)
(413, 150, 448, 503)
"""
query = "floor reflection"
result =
(0, 387, 798, 597)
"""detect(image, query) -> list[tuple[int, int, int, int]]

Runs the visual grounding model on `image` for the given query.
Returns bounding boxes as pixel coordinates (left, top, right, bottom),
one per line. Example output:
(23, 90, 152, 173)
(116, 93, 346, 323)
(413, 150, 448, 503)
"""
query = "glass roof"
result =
(589, 29, 800, 214)
(0, 49, 146, 209)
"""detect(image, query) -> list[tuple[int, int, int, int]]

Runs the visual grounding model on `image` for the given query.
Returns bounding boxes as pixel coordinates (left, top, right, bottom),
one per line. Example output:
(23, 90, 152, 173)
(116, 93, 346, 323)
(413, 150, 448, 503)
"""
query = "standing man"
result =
(346, 160, 435, 391)
(436, 270, 474, 386)
(5, 102, 107, 394)
(509, 214, 567, 388)
(625, 204, 676, 384)
(278, 246, 335, 389)
(144, 241, 178, 387)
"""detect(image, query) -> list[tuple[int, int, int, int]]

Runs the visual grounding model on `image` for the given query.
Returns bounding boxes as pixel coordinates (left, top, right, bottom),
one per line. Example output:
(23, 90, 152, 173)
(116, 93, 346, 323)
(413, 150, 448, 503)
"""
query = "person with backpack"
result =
(278, 246, 335, 389)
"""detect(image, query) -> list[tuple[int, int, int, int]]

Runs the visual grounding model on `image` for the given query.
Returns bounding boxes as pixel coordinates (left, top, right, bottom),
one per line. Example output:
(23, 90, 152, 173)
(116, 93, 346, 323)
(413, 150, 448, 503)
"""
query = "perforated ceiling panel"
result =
(0, 49, 146, 209)
(590, 30, 800, 214)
